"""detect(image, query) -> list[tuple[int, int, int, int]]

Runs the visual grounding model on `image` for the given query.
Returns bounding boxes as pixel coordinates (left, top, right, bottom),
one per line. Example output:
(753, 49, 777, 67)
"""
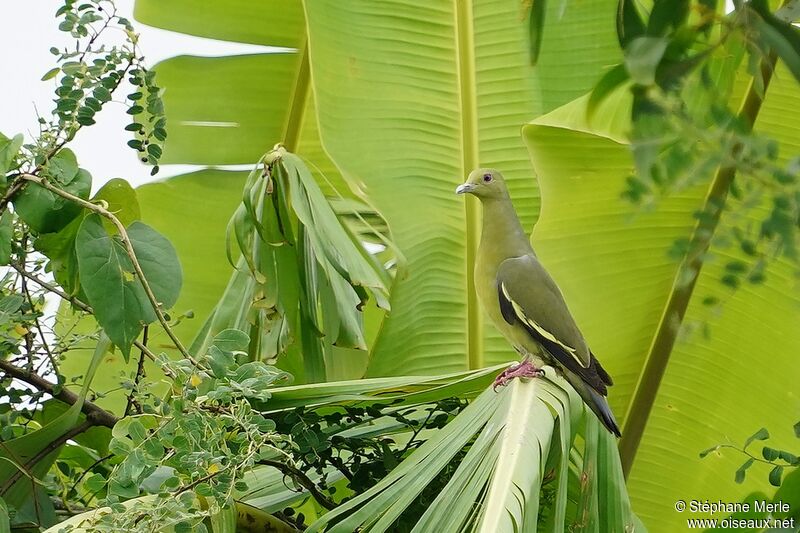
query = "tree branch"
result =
(257, 459, 336, 510)
(0, 359, 118, 429)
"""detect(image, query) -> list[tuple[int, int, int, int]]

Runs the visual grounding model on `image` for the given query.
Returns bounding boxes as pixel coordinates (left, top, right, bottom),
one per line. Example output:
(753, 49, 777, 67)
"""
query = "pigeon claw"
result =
(492, 360, 544, 391)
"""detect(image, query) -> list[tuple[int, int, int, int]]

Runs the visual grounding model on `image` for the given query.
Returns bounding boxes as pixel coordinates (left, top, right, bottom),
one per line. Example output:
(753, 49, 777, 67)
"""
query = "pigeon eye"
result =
(483, 173, 493, 183)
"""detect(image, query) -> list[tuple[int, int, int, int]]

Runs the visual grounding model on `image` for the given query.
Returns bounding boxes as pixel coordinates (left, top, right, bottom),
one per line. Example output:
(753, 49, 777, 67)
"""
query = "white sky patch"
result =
(180, 121, 241, 127)
(0, 0, 277, 191)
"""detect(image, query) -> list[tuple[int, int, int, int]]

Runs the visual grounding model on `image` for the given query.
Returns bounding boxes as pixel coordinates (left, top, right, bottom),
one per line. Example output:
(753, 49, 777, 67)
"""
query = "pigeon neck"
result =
(479, 196, 531, 258)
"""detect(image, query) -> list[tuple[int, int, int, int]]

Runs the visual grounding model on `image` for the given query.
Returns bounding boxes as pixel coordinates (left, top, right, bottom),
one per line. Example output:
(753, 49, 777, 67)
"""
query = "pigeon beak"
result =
(455, 183, 476, 195)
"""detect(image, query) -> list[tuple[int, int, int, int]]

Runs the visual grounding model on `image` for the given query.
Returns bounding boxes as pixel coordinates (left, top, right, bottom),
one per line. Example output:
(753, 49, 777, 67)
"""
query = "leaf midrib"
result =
(454, 0, 482, 370)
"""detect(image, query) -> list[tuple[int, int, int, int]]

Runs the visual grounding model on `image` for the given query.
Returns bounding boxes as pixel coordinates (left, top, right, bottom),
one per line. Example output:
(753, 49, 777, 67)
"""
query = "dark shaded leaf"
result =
(147, 144, 162, 159)
(93, 86, 112, 102)
(763, 446, 780, 461)
(528, 0, 547, 65)
(749, 0, 800, 83)
(647, 0, 689, 35)
(743, 427, 769, 449)
(779, 450, 799, 465)
(33, 214, 85, 295)
(617, 0, 646, 47)
(735, 458, 754, 483)
(588, 64, 629, 120)
(14, 168, 91, 233)
(770, 465, 784, 487)
(725, 260, 748, 274)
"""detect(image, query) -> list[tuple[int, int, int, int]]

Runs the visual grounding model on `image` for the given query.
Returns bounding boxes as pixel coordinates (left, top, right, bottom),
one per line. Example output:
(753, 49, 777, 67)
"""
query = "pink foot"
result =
(492, 360, 544, 391)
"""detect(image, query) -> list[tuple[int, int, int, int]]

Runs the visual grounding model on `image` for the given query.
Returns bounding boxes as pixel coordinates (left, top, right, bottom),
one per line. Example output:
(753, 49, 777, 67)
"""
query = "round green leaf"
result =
(76, 214, 182, 355)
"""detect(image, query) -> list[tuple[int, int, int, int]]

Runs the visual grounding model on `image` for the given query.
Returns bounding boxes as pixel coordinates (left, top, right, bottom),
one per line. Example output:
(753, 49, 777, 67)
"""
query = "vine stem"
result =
(714, 443, 789, 466)
(619, 48, 779, 477)
(18, 173, 199, 368)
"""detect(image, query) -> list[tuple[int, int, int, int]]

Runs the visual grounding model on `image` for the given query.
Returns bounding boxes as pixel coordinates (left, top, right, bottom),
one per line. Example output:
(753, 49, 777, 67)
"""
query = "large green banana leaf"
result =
(131, 0, 621, 376)
(522, 68, 800, 529)
(305, 377, 636, 533)
(303, 0, 620, 376)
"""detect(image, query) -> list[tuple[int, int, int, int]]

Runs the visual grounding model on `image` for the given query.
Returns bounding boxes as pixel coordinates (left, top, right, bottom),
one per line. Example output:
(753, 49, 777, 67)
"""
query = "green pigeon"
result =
(456, 168, 621, 436)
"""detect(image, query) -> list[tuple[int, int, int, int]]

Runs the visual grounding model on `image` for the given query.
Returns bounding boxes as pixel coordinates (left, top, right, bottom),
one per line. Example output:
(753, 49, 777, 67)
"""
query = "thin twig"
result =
(399, 407, 436, 457)
(125, 325, 148, 417)
(257, 459, 336, 510)
(77, 4, 117, 63)
(328, 456, 355, 483)
(715, 444, 789, 466)
(11, 263, 90, 312)
(175, 468, 225, 496)
(68, 453, 113, 497)
(16, 262, 60, 375)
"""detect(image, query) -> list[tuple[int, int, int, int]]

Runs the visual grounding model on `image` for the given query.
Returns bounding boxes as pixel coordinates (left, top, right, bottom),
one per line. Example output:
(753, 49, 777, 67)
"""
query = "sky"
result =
(0, 0, 271, 191)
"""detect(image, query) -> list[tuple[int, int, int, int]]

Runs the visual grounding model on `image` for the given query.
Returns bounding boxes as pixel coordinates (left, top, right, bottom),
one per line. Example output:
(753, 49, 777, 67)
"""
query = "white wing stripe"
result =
(501, 282, 588, 368)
